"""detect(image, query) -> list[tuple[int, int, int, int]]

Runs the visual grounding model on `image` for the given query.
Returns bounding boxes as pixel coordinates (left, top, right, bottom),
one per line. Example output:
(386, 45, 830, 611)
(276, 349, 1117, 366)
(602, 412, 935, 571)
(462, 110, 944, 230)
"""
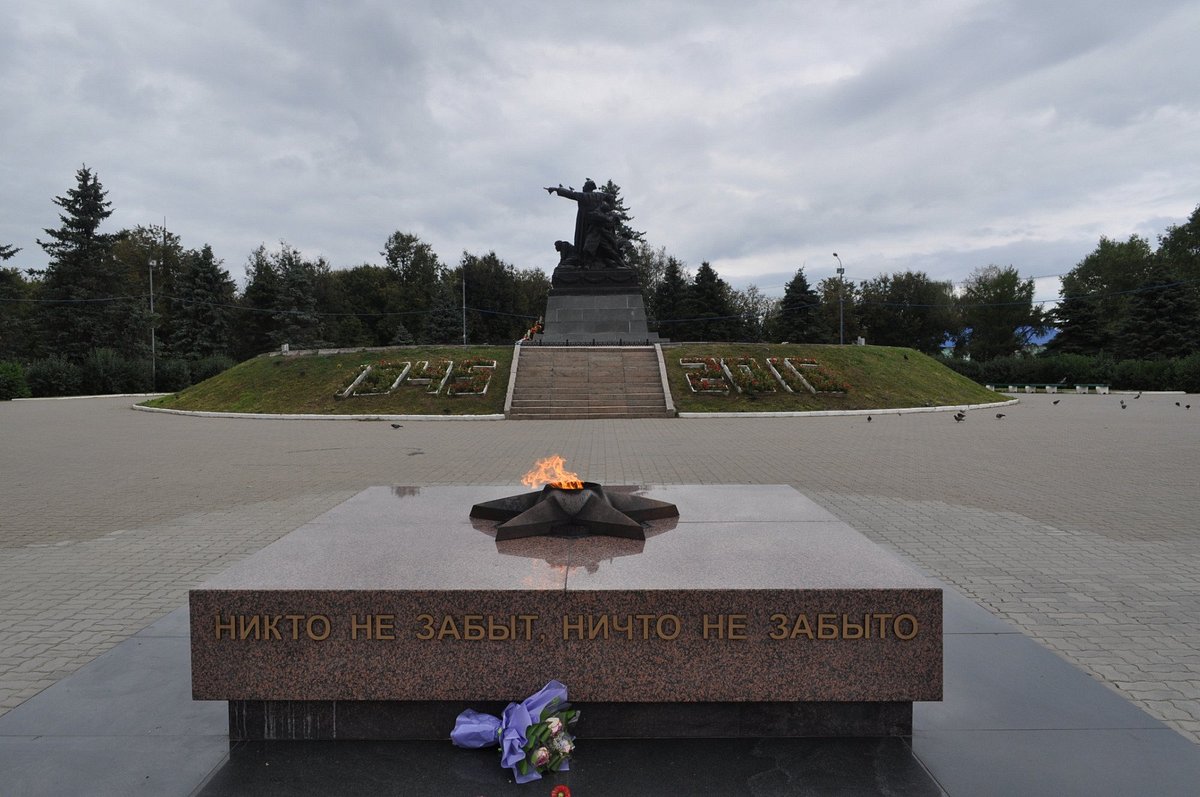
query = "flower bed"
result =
(408, 359, 453, 394)
(338, 360, 413, 398)
(779, 357, 849, 393)
(722, 356, 777, 394)
(354, 360, 412, 395)
(679, 357, 730, 393)
(446, 358, 497, 395)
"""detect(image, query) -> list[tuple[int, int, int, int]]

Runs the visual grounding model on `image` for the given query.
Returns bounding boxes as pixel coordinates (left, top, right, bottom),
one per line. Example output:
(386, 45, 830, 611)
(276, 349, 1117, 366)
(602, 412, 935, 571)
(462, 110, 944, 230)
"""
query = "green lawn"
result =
(664, 343, 998, 412)
(142, 346, 513, 415)
(142, 343, 998, 416)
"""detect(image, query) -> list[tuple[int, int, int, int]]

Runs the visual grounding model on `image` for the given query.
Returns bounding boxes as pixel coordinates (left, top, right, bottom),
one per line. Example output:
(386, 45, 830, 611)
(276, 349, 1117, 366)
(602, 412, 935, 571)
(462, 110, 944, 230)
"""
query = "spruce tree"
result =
(170, 245, 236, 359)
(36, 166, 144, 360)
(770, 268, 825, 343)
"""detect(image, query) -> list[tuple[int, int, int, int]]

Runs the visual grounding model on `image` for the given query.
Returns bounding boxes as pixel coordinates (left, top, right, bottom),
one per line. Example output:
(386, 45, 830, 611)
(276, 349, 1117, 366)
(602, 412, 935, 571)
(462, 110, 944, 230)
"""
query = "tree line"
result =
(2, 166, 1198, 397)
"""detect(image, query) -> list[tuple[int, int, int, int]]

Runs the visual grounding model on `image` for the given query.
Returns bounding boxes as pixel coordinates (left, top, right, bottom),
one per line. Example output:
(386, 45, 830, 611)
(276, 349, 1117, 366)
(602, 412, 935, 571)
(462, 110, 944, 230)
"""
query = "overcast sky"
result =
(3, 1, 1198, 305)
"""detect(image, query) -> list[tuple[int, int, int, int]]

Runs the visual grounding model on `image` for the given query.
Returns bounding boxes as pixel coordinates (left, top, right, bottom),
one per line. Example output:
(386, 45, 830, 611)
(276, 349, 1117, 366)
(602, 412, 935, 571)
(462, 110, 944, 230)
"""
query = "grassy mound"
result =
(142, 346, 513, 415)
(142, 343, 998, 416)
(665, 344, 998, 412)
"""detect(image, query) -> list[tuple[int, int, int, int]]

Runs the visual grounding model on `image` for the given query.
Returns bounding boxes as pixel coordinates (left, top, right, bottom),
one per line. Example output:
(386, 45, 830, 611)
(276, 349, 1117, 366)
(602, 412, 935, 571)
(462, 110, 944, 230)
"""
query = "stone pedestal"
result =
(190, 485, 942, 740)
(536, 267, 663, 344)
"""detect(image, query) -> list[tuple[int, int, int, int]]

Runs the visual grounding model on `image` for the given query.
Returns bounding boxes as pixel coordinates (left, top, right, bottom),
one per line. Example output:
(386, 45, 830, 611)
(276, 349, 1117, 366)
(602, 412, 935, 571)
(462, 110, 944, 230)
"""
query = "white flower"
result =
(533, 747, 551, 767)
(545, 717, 563, 735)
(552, 734, 574, 755)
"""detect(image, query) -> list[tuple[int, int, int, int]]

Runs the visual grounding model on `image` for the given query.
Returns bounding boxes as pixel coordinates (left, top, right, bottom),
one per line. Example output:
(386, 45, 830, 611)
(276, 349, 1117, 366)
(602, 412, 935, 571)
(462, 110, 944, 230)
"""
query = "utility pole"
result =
(461, 267, 467, 345)
(833, 253, 845, 346)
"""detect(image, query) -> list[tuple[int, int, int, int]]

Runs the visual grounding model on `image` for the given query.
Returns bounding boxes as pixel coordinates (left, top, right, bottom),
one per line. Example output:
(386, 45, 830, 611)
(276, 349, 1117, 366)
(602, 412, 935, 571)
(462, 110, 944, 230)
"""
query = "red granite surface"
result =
(191, 485, 942, 702)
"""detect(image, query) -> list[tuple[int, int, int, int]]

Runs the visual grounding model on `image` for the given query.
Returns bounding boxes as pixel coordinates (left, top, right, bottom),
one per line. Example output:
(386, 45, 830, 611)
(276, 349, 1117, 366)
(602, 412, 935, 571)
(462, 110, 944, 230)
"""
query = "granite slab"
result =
(191, 485, 942, 706)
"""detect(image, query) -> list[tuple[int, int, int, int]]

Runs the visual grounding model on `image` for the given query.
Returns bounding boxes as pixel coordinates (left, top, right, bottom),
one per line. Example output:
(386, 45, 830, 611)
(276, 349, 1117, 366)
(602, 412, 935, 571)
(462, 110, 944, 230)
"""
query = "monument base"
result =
(229, 700, 911, 741)
(191, 485, 942, 741)
(536, 266, 664, 344)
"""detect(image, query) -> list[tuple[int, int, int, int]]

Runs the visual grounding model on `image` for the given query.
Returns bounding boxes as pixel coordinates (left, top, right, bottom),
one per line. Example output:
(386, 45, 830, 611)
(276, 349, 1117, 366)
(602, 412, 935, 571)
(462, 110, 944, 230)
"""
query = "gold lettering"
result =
(562, 614, 585, 640)
(768, 613, 789, 640)
(214, 614, 235, 640)
(894, 614, 919, 640)
(842, 615, 864, 639)
(516, 614, 537, 640)
(306, 615, 331, 641)
(656, 614, 681, 640)
(635, 614, 654, 640)
(587, 615, 609, 640)
(375, 614, 395, 640)
(237, 615, 260, 640)
(873, 613, 894, 639)
(487, 616, 511, 640)
(611, 614, 634, 639)
(350, 614, 371, 640)
(437, 615, 461, 640)
(285, 615, 304, 640)
(462, 615, 485, 641)
(262, 614, 281, 640)
(416, 614, 435, 640)
(790, 613, 814, 639)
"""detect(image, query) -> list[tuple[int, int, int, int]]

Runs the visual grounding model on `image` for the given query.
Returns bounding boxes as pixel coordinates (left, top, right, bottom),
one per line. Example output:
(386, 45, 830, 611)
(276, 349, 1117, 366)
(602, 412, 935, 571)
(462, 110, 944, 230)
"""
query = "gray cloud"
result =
(1, 1, 1197, 297)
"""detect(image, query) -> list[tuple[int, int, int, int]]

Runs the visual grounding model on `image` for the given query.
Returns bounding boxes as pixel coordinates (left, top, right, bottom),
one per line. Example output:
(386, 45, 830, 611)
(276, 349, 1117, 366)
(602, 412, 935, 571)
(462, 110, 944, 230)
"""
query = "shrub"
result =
(1173, 353, 1200, 394)
(1112, 359, 1175, 391)
(0, 361, 31, 400)
(81, 349, 153, 394)
(155, 359, 192, 392)
(25, 357, 84, 397)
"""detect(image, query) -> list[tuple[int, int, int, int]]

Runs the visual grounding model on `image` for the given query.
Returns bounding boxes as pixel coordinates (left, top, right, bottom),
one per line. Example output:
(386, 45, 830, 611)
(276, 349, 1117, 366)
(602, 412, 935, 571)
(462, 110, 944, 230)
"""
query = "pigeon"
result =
(995, 413, 1006, 419)
(954, 412, 966, 423)
(1053, 399, 1061, 405)
(1187, 405, 1192, 410)
(1135, 392, 1141, 399)
(390, 423, 403, 429)
(903, 354, 909, 360)
(867, 415, 872, 422)
(1176, 402, 1181, 407)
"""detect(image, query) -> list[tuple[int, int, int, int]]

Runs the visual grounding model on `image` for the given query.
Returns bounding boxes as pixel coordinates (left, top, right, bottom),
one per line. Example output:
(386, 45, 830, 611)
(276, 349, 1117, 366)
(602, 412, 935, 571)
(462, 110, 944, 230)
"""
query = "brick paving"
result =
(1, 392, 1198, 742)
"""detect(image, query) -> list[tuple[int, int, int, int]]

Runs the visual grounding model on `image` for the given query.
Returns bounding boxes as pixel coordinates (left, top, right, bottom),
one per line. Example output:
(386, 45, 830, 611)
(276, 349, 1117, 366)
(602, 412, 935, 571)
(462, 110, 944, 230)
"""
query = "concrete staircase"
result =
(508, 346, 675, 420)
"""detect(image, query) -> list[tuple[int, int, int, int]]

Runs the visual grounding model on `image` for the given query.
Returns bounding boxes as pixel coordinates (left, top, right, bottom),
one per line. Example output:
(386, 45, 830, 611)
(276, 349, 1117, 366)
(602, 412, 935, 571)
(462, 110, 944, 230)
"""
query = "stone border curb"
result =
(131, 404, 505, 421)
(678, 397, 1019, 418)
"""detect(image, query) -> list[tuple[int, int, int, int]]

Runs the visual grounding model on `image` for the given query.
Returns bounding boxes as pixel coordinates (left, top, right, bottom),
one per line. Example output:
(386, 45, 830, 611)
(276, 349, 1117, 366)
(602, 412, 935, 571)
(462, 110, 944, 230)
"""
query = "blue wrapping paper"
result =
(450, 680, 570, 784)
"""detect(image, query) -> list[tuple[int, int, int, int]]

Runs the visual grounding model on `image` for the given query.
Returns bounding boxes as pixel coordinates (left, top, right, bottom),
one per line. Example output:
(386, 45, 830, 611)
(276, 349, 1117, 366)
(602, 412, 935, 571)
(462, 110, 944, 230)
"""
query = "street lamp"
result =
(148, 259, 157, 389)
(832, 253, 845, 345)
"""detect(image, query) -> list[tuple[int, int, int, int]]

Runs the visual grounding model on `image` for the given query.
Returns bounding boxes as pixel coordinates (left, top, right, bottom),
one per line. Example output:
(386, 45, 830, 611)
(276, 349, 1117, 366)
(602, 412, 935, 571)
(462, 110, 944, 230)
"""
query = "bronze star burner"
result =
(470, 482, 679, 541)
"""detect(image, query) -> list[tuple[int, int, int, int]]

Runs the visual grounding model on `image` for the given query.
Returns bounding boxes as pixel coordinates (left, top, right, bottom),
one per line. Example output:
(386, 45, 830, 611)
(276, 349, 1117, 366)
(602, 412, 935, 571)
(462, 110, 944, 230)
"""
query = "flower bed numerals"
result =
(679, 357, 730, 393)
(339, 360, 413, 398)
(447, 358, 497, 395)
(766, 357, 849, 394)
(408, 360, 453, 394)
(721, 357, 777, 394)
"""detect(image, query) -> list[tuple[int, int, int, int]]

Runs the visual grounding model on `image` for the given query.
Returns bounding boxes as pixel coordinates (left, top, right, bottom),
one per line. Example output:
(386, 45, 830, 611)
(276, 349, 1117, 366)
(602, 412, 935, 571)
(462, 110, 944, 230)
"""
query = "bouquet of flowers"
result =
(450, 680, 580, 784)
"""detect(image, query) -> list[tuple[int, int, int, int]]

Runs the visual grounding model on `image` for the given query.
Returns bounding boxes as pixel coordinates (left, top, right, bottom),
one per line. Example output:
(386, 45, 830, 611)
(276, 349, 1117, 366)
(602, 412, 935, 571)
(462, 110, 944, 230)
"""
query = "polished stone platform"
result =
(191, 485, 941, 739)
(4, 587, 1200, 795)
(537, 287, 664, 344)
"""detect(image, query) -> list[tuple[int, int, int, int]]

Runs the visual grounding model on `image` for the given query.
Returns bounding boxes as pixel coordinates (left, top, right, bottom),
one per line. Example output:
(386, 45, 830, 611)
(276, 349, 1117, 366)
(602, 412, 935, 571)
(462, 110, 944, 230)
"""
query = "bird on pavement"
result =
(867, 415, 872, 422)
(995, 413, 1006, 419)
(391, 423, 403, 429)
(1053, 399, 1061, 405)
(954, 412, 966, 422)
(1176, 402, 1181, 407)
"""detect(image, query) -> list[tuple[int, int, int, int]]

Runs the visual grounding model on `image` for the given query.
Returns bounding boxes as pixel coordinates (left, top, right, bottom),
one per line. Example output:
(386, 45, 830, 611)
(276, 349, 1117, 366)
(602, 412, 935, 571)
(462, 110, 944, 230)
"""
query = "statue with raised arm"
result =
(544, 178, 621, 270)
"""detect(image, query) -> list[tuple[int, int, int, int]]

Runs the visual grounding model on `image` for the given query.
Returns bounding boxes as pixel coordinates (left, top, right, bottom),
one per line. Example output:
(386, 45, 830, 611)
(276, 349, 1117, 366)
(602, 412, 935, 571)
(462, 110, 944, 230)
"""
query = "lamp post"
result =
(832, 253, 845, 345)
(148, 258, 157, 389)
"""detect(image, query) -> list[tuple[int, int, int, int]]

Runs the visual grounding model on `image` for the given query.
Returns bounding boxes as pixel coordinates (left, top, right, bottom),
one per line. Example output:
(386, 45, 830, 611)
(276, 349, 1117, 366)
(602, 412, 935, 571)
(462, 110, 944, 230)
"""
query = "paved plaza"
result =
(1, 391, 1199, 749)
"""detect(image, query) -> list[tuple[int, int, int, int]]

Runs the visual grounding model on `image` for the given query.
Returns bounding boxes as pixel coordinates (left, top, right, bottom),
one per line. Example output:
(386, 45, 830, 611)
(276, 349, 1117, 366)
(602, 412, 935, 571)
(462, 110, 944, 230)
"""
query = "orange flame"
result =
(521, 454, 583, 490)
